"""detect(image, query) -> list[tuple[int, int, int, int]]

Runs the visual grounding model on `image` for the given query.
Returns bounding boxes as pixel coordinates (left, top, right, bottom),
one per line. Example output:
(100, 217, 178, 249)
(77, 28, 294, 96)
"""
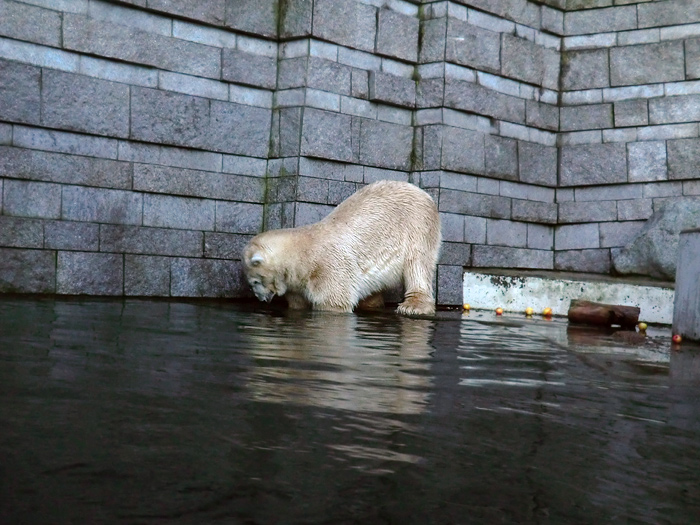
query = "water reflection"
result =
(0, 298, 699, 524)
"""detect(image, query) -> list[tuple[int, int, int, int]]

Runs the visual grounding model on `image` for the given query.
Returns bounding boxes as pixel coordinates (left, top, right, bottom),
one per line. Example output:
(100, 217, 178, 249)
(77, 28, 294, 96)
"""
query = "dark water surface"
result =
(1, 298, 700, 524)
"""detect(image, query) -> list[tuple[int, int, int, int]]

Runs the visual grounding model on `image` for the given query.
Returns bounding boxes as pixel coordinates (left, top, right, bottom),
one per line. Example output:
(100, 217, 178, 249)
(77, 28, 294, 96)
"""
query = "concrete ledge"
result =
(463, 268, 674, 324)
(673, 229, 700, 341)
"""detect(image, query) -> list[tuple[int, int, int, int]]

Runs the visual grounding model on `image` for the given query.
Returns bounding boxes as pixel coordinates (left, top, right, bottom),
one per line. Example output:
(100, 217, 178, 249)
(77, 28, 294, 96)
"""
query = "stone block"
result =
(222, 49, 277, 90)
(307, 57, 352, 96)
(57, 252, 123, 295)
(280, 0, 313, 38)
(464, 215, 487, 244)
(445, 19, 500, 73)
(0, 0, 61, 46)
(293, 202, 333, 226)
(62, 186, 143, 225)
(638, 0, 700, 28)
(376, 8, 418, 62)
(301, 108, 355, 162)
(3, 179, 61, 219)
(614, 99, 648, 127)
(204, 232, 253, 259)
(44, 221, 99, 251)
(668, 139, 700, 180)
(312, 0, 376, 53)
(419, 17, 447, 63)
(526, 101, 559, 131)
(441, 213, 465, 242)
(610, 41, 685, 87)
(564, 5, 637, 35)
(0, 59, 40, 125)
(687, 39, 700, 79)
(63, 14, 221, 79)
(171, 258, 245, 297)
(472, 245, 553, 270)
(559, 143, 628, 186)
(518, 142, 557, 187)
(554, 249, 611, 274)
(215, 201, 265, 234)
(618, 198, 653, 221)
(359, 118, 413, 170)
(439, 189, 511, 219)
(555, 223, 600, 250)
(100, 224, 203, 257)
(328, 180, 357, 204)
(437, 264, 463, 305)
(0, 216, 43, 248)
(0, 147, 132, 189)
(16, 126, 118, 160)
(369, 71, 416, 108)
(133, 164, 265, 203)
(148, 0, 226, 26)
(296, 176, 329, 203)
(501, 34, 559, 90)
(558, 201, 617, 223)
(561, 49, 609, 91)
(124, 255, 170, 296)
(487, 219, 527, 248)
(511, 200, 558, 224)
(527, 223, 553, 250)
(484, 135, 518, 180)
(649, 94, 700, 125)
(440, 127, 485, 175)
(444, 79, 525, 124)
(600, 221, 645, 248)
(439, 242, 471, 266)
(223, 0, 277, 36)
(628, 141, 667, 182)
(673, 229, 700, 341)
(417, 78, 444, 108)
(351, 68, 369, 99)
(559, 104, 613, 132)
(41, 69, 130, 138)
(143, 194, 215, 231)
(0, 248, 55, 293)
(130, 88, 270, 157)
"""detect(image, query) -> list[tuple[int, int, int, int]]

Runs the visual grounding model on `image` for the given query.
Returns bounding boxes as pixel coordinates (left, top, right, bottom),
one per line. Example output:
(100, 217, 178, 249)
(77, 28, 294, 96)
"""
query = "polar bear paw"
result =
(397, 295, 435, 317)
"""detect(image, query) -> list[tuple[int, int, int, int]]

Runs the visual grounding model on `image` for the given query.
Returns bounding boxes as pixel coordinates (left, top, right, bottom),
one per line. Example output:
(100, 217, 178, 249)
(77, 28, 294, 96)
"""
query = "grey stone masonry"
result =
(2, 0, 700, 306)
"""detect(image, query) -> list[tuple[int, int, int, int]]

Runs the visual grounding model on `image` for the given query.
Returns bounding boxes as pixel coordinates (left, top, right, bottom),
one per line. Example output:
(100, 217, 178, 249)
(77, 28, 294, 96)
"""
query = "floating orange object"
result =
(463, 303, 471, 311)
(525, 307, 534, 316)
(495, 307, 503, 315)
(672, 334, 682, 344)
(638, 322, 648, 332)
(543, 307, 553, 316)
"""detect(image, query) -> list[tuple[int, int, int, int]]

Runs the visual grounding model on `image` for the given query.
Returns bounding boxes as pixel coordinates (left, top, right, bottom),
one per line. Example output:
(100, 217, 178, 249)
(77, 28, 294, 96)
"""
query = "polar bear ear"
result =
(250, 252, 265, 266)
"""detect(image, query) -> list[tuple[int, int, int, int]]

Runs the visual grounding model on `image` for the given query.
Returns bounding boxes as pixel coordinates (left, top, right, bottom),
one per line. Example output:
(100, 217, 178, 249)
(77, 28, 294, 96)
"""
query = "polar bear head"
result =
(242, 239, 287, 302)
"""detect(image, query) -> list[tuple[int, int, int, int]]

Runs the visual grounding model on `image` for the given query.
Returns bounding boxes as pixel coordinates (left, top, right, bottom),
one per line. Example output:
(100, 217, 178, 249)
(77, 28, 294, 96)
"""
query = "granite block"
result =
(599, 221, 645, 248)
(439, 242, 471, 266)
(44, 221, 99, 251)
(62, 186, 143, 225)
(558, 200, 617, 223)
(614, 99, 648, 127)
(300, 108, 355, 162)
(628, 141, 667, 182)
(472, 245, 553, 270)
(511, 200, 558, 224)
(439, 189, 511, 219)
(42, 69, 130, 138)
(444, 79, 525, 124)
(143, 194, 215, 231)
(312, 0, 376, 53)
(0, 0, 61, 46)
(555, 223, 600, 250)
(376, 8, 418, 62)
(100, 224, 203, 257)
(610, 41, 685, 87)
(124, 254, 171, 296)
(3, 179, 61, 219)
(0, 216, 44, 249)
(559, 143, 628, 186)
(369, 71, 416, 108)
(561, 49, 609, 91)
(0, 248, 56, 293)
(215, 201, 265, 234)
(222, 49, 277, 90)
(57, 252, 123, 295)
(668, 138, 700, 180)
(440, 127, 485, 174)
(359, 118, 413, 170)
(487, 219, 527, 248)
(518, 142, 557, 187)
(445, 18, 500, 73)
(0, 59, 41, 125)
(560, 104, 613, 131)
(484, 135, 518, 180)
(437, 264, 463, 305)
(554, 249, 611, 273)
(204, 232, 253, 259)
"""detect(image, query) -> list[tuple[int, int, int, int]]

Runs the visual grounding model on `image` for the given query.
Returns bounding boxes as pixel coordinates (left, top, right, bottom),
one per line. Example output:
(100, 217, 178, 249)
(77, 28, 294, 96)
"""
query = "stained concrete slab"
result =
(463, 268, 675, 324)
(673, 229, 700, 341)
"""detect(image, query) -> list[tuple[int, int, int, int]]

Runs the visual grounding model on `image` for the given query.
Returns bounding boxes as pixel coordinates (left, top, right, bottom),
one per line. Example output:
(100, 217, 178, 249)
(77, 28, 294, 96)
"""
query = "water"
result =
(1, 298, 699, 524)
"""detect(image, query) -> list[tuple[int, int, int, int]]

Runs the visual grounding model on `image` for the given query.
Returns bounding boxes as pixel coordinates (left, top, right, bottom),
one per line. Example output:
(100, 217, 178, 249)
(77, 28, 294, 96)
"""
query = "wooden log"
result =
(567, 299, 640, 329)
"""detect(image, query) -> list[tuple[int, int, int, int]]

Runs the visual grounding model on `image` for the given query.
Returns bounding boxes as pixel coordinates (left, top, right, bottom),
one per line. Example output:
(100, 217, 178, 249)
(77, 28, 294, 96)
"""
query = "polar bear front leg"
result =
(286, 292, 310, 310)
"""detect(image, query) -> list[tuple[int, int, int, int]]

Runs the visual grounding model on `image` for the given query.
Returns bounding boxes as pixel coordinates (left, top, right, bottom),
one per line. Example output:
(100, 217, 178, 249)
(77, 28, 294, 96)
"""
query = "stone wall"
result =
(1, 0, 699, 305)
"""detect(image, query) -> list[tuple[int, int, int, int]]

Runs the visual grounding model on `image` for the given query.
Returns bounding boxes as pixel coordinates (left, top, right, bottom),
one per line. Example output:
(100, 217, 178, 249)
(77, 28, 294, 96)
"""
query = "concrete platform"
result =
(463, 269, 675, 325)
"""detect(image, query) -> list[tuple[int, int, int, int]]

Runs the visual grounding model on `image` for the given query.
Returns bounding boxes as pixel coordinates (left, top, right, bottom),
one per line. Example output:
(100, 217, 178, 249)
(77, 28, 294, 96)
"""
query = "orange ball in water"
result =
(525, 307, 534, 316)
(495, 307, 503, 315)
(672, 334, 682, 344)
(638, 322, 648, 331)
(543, 307, 553, 316)
(463, 303, 471, 311)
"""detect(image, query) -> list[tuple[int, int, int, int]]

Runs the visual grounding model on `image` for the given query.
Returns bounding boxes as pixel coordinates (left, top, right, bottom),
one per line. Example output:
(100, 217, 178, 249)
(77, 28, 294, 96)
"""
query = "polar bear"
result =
(242, 180, 442, 316)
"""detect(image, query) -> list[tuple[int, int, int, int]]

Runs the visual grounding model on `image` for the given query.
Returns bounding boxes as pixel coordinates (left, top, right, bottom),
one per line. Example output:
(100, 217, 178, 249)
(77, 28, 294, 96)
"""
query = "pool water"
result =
(1, 298, 699, 524)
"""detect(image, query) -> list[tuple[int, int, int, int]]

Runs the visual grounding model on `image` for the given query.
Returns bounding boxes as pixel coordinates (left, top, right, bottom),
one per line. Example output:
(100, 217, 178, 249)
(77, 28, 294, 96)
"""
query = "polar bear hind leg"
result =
(396, 256, 436, 316)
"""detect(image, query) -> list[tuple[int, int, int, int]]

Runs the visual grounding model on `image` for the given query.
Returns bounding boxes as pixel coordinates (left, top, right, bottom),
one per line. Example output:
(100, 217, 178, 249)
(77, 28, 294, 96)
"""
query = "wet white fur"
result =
(242, 180, 442, 316)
